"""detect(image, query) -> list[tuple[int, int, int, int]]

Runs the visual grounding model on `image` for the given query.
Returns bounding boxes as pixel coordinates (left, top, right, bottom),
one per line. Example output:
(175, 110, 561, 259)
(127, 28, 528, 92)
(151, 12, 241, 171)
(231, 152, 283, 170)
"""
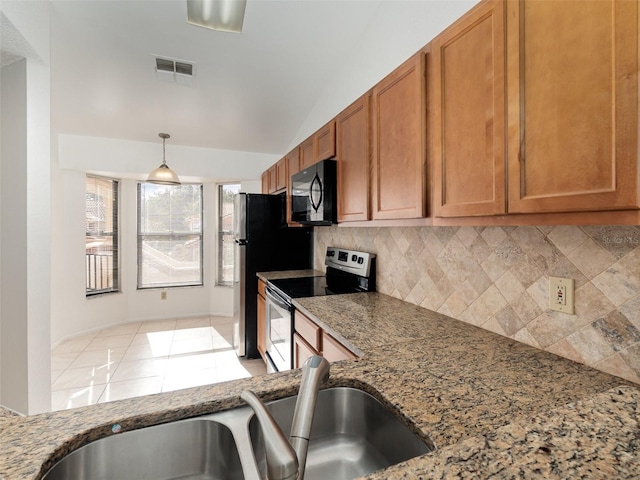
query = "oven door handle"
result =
(265, 285, 291, 311)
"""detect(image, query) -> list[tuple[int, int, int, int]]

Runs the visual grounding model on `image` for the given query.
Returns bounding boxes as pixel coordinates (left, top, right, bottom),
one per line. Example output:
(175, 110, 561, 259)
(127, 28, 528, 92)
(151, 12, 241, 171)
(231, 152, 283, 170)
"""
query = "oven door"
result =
(265, 286, 293, 372)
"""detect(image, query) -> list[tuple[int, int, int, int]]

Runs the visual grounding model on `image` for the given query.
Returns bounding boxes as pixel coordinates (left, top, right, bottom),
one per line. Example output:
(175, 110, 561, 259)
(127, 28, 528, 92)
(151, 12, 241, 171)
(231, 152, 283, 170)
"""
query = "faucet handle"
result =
(289, 356, 330, 480)
(240, 390, 298, 480)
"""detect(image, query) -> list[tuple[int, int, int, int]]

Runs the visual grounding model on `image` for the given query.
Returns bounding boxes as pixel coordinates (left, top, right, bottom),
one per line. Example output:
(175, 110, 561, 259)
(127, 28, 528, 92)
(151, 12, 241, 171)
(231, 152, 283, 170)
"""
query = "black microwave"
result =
(291, 159, 337, 226)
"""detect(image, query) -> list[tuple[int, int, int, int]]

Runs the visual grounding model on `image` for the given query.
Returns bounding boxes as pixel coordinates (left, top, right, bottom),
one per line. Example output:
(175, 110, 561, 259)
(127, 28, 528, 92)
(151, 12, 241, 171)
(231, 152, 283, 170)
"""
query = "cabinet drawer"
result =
(322, 331, 356, 362)
(294, 310, 321, 351)
(257, 279, 266, 298)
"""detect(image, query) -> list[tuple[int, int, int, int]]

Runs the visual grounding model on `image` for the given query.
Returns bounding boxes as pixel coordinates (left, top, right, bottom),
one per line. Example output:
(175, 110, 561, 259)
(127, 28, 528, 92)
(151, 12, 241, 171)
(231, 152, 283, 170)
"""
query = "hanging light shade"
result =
(186, 0, 247, 33)
(147, 133, 181, 185)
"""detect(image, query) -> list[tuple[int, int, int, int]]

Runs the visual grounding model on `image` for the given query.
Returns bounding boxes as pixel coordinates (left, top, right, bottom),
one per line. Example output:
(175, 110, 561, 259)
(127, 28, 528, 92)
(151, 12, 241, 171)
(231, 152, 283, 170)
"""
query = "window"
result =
(217, 183, 240, 286)
(86, 175, 119, 296)
(137, 183, 203, 289)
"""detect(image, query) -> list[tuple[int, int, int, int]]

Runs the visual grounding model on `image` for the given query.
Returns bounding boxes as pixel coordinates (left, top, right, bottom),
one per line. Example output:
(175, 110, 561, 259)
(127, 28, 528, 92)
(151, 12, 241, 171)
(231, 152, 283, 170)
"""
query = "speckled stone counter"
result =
(0, 406, 21, 420)
(292, 293, 640, 479)
(257, 269, 324, 281)
(2, 292, 638, 479)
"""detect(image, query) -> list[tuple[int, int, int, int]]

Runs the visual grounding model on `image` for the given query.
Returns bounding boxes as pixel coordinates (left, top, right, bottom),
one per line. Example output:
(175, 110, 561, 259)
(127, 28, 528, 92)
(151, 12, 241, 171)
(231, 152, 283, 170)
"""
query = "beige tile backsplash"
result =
(314, 225, 640, 384)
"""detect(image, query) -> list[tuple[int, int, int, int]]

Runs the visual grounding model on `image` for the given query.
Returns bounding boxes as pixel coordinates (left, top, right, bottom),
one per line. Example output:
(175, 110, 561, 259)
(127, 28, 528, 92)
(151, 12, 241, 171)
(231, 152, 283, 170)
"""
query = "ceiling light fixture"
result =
(147, 133, 181, 185)
(186, 0, 247, 33)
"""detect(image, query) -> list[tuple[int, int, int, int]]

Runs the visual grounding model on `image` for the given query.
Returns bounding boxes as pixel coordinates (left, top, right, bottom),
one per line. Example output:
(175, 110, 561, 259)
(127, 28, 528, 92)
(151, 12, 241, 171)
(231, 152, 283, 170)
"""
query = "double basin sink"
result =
(42, 387, 433, 480)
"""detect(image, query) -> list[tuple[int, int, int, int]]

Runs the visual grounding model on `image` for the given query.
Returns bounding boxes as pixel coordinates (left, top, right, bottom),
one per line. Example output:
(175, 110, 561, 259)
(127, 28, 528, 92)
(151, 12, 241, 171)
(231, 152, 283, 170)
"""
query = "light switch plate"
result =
(549, 276, 574, 314)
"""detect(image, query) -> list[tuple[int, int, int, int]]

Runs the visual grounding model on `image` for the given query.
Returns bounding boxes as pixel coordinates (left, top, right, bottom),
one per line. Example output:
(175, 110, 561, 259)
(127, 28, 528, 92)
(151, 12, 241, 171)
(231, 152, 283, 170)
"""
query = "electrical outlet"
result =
(161, 291, 167, 300)
(549, 276, 574, 314)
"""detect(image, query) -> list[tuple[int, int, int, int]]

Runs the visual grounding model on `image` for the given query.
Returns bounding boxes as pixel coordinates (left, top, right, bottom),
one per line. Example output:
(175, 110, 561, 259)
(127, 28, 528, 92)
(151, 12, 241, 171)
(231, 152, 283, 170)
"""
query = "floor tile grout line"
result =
(51, 317, 266, 411)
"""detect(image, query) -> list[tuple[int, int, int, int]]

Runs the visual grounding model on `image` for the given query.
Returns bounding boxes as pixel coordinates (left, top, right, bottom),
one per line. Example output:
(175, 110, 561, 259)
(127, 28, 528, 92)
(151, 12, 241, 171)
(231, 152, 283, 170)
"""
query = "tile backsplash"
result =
(314, 225, 640, 384)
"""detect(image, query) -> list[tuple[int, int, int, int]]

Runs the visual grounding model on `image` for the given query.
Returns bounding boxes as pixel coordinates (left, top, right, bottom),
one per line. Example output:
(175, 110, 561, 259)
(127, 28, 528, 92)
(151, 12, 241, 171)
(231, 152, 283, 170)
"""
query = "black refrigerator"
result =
(233, 193, 312, 359)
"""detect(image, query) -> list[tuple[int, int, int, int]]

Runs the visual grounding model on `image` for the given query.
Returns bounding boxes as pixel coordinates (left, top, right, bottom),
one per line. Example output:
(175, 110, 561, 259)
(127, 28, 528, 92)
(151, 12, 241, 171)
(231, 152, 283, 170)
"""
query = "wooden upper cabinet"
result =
(285, 147, 301, 224)
(431, 0, 506, 217)
(287, 147, 301, 178)
(315, 121, 336, 162)
(261, 171, 269, 194)
(299, 121, 337, 171)
(300, 136, 315, 170)
(336, 93, 371, 222)
(275, 157, 287, 192)
(371, 52, 427, 220)
(506, 0, 639, 214)
(267, 165, 277, 194)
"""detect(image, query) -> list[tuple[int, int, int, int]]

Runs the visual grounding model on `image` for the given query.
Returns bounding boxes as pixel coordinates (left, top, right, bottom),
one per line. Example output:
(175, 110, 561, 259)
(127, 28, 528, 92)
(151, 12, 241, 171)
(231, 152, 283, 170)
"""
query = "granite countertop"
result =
(257, 269, 325, 281)
(1, 291, 639, 479)
(293, 293, 640, 479)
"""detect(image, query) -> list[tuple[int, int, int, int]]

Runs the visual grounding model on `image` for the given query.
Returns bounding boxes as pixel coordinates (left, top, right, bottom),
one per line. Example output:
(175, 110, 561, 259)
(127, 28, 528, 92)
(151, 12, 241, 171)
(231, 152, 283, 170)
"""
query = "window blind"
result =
(86, 175, 119, 295)
(137, 182, 203, 289)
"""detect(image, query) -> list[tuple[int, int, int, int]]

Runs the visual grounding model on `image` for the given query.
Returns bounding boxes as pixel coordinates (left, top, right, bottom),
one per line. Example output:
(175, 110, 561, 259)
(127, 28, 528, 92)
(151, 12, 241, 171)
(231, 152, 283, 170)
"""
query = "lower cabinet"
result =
(294, 333, 317, 369)
(257, 280, 267, 363)
(322, 331, 355, 363)
(293, 309, 356, 368)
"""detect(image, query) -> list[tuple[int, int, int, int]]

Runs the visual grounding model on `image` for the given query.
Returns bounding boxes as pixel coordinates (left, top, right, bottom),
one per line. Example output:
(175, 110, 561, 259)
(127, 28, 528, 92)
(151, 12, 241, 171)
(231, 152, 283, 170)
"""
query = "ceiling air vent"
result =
(156, 57, 176, 73)
(154, 56, 196, 86)
(175, 62, 193, 76)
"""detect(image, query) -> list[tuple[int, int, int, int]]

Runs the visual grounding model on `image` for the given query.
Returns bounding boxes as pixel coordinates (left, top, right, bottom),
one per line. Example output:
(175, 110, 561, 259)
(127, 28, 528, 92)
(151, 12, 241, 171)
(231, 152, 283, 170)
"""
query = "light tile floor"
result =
(51, 316, 266, 411)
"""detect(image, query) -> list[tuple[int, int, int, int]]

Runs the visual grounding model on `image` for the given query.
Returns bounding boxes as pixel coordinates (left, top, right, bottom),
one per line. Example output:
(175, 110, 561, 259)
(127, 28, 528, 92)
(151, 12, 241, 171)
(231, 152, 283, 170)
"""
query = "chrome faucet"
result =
(241, 356, 330, 480)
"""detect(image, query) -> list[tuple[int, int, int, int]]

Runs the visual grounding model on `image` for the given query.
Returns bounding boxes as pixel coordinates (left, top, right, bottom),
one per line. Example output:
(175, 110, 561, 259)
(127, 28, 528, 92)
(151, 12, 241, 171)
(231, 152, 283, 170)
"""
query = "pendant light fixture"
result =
(147, 133, 181, 185)
(186, 0, 247, 33)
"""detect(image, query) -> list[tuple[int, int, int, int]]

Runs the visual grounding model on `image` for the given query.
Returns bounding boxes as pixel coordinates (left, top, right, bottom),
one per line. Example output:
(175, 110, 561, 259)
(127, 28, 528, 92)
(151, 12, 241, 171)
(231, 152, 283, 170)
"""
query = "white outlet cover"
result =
(549, 276, 575, 314)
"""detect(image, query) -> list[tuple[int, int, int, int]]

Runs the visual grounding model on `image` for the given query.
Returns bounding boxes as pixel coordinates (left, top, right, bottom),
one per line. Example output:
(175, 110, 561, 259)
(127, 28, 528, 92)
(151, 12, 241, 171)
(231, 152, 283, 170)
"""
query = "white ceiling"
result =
(49, 0, 386, 155)
(11, 0, 480, 161)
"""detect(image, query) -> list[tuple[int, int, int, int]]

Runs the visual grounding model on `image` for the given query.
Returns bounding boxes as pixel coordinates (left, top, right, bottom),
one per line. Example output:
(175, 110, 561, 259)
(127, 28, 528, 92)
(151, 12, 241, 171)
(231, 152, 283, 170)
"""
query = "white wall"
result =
(58, 134, 280, 183)
(0, 1, 51, 415)
(50, 136, 278, 345)
(290, 0, 480, 148)
(1, 59, 29, 413)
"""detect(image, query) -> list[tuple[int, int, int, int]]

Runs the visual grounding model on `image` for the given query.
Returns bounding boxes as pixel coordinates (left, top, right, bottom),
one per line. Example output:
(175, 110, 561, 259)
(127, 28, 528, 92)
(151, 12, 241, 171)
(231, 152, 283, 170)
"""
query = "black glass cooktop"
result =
(268, 276, 332, 299)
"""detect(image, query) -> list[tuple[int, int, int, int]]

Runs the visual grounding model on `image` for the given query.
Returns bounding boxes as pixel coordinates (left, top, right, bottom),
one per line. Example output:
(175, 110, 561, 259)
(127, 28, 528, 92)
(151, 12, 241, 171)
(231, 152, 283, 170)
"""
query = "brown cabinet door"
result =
(286, 148, 301, 224)
(322, 331, 356, 363)
(506, 0, 638, 213)
(275, 157, 287, 192)
(315, 120, 336, 162)
(431, 0, 506, 217)
(261, 171, 269, 194)
(257, 292, 266, 361)
(268, 165, 277, 194)
(287, 148, 301, 178)
(372, 52, 427, 219)
(294, 333, 318, 369)
(337, 93, 371, 222)
(300, 136, 315, 170)
(294, 310, 322, 352)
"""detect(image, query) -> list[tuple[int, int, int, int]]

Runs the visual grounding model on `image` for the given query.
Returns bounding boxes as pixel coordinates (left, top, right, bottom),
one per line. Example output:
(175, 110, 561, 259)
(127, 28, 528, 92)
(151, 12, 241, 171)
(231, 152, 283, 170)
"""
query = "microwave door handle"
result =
(309, 173, 323, 212)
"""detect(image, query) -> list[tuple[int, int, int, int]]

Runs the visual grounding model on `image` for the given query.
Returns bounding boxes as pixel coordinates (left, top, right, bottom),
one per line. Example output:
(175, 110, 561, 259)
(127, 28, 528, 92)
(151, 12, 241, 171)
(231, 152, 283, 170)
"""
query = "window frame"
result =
(217, 183, 240, 287)
(85, 175, 120, 297)
(136, 182, 204, 290)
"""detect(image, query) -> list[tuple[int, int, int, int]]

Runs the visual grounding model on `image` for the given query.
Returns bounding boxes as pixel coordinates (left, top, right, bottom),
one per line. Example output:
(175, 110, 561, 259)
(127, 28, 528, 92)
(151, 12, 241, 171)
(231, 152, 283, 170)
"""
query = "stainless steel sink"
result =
(42, 386, 433, 480)
(249, 387, 434, 480)
(42, 418, 244, 480)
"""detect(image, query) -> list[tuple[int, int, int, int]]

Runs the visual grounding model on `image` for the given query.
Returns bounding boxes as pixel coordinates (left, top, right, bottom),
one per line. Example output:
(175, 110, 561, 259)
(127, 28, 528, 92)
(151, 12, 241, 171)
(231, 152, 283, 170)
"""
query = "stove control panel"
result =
(325, 247, 376, 278)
